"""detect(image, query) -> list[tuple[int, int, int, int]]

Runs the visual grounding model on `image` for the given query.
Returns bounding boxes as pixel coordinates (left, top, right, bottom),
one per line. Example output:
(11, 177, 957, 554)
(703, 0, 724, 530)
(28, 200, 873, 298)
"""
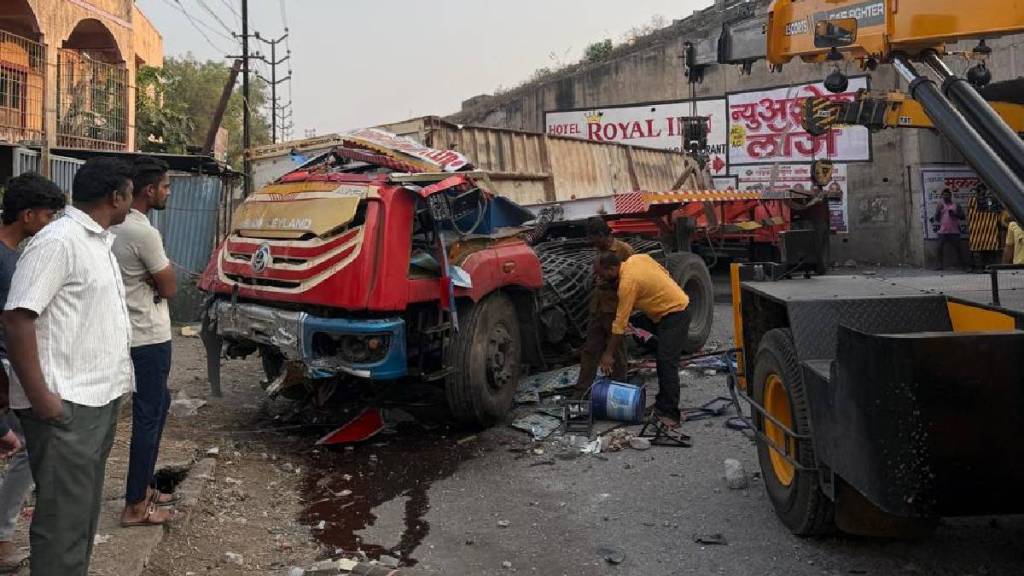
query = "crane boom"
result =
(767, 0, 1024, 65)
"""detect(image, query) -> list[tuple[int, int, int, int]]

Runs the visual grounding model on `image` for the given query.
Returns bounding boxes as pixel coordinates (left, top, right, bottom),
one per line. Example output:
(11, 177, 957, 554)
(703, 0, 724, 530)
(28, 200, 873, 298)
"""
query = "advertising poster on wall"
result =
(732, 164, 849, 233)
(920, 167, 978, 239)
(727, 78, 871, 165)
(713, 176, 738, 191)
(544, 99, 730, 176)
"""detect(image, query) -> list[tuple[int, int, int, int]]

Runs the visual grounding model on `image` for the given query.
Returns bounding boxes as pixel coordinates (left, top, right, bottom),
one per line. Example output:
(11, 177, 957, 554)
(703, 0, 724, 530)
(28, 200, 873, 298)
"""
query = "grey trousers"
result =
(17, 398, 120, 576)
(0, 412, 33, 541)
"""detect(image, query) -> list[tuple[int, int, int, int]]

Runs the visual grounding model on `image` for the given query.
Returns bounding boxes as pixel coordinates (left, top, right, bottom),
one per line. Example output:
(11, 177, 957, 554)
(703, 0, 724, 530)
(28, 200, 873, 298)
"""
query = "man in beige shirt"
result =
(111, 156, 178, 527)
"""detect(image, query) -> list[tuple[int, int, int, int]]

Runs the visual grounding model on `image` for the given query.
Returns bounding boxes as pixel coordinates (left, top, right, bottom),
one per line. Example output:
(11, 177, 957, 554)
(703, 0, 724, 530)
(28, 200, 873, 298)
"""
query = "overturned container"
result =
(591, 378, 646, 423)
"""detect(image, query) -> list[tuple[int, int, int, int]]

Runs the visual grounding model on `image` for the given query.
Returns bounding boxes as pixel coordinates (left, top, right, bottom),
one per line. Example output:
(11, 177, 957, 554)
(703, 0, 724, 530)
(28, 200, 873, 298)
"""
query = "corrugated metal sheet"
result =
(11, 148, 83, 195)
(376, 116, 705, 206)
(148, 174, 224, 323)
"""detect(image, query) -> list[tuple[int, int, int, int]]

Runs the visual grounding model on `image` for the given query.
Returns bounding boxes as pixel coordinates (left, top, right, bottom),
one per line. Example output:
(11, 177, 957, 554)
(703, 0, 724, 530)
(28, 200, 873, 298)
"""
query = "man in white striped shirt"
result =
(3, 157, 134, 576)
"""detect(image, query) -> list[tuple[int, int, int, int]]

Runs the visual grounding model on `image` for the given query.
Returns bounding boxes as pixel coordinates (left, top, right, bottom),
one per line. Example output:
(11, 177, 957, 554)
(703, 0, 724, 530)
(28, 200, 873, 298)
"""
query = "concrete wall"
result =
(451, 5, 1024, 267)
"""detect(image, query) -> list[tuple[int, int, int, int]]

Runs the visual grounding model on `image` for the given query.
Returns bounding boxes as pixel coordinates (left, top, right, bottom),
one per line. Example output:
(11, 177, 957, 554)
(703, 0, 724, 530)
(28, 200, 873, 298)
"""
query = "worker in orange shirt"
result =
(596, 252, 690, 428)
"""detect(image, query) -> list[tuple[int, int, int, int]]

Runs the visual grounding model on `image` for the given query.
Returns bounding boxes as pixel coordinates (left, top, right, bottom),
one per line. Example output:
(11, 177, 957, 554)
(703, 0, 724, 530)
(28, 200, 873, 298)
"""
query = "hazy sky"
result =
(136, 0, 715, 137)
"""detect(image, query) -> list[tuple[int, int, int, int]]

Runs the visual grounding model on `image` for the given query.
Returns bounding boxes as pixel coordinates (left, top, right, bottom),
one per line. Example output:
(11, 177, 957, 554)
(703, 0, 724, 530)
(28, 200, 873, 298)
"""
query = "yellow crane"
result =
(728, 1, 1024, 539)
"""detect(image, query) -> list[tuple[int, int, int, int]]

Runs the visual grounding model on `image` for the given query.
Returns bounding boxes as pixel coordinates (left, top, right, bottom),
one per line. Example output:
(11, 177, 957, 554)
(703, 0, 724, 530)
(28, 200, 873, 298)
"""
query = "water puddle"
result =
(299, 424, 474, 565)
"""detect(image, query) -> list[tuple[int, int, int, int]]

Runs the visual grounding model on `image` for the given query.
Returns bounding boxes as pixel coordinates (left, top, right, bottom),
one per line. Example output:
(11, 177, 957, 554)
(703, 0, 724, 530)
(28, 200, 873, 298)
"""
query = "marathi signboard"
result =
(732, 163, 850, 233)
(727, 78, 871, 165)
(544, 99, 730, 175)
(920, 166, 978, 239)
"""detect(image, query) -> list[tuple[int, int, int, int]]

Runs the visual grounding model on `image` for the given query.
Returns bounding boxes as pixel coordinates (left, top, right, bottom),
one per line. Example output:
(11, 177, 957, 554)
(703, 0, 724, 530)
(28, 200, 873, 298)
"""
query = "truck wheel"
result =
(752, 328, 835, 536)
(667, 252, 713, 353)
(446, 292, 522, 427)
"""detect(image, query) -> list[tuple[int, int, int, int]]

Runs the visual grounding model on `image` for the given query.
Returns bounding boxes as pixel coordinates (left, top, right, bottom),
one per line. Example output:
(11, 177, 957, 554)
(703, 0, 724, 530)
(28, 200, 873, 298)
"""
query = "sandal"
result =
(121, 503, 177, 528)
(150, 489, 180, 507)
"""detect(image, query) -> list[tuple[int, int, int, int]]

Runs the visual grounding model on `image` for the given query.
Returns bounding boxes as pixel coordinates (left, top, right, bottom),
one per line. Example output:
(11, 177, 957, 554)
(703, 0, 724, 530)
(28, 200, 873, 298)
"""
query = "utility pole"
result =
(255, 32, 291, 144)
(241, 0, 251, 195)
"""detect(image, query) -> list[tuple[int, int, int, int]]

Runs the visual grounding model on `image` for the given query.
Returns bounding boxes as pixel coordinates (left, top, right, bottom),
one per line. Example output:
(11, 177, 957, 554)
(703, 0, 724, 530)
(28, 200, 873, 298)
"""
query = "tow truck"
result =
(725, 0, 1024, 536)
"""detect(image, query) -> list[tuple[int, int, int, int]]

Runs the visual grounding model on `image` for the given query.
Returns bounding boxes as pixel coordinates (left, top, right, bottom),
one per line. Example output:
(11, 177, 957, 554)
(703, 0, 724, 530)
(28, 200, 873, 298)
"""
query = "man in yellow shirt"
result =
(575, 218, 634, 395)
(597, 251, 690, 427)
(1004, 218, 1024, 264)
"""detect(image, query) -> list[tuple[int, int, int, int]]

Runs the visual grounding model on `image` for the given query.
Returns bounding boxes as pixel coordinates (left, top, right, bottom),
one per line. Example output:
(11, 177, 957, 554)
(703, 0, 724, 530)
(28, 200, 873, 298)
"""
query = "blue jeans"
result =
(125, 341, 172, 505)
(0, 411, 32, 542)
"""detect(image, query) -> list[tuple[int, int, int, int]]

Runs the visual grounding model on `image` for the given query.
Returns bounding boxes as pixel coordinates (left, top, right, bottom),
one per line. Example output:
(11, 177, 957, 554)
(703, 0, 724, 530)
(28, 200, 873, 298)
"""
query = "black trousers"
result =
(653, 309, 691, 420)
(937, 233, 964, 269)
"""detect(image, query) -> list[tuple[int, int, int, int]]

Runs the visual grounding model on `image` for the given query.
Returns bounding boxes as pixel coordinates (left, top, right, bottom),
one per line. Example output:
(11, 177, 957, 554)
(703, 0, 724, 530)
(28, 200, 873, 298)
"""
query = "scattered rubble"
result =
(693, 533, 728, 546)
(724, 459, 749, 489)
(169, 391, 207, 418)
(599, 546, 626, 565)
(629, 437, 652, 451)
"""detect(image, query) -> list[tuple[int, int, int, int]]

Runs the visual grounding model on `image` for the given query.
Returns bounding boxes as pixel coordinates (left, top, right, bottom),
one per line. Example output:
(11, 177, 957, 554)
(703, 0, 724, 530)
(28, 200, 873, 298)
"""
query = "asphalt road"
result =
(310, 302, 1024, 576)
(145, 296, 1024, 576)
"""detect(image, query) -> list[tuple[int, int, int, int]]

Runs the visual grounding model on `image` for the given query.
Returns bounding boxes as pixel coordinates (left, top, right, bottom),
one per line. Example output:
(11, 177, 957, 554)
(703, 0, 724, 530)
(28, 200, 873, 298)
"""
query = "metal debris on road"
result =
(510, 413, 562, 440)
(516, 366, 580, 401)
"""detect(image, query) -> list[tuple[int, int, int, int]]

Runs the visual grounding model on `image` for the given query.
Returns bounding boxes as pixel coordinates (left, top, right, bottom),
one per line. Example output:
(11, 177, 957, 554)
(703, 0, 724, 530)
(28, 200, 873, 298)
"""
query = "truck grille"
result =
(217, 226, 365, 294)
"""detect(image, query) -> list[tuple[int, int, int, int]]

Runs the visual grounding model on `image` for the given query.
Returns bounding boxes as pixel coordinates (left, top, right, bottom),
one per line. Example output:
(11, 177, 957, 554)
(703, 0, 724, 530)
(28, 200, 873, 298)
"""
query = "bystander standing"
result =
(0, 172, 65, 571)
(3, 158, 134, 576)
(112, 157, 178, 527)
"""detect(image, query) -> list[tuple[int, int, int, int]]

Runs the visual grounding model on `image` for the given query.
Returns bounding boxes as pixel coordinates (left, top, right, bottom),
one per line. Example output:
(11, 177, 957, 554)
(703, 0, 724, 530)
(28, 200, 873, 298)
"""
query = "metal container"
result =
(591, 378, 647, 423)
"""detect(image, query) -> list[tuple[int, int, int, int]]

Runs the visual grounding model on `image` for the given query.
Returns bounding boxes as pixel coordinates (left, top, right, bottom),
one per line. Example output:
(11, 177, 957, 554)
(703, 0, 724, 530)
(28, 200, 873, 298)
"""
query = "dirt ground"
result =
(142, 337, 323, 575)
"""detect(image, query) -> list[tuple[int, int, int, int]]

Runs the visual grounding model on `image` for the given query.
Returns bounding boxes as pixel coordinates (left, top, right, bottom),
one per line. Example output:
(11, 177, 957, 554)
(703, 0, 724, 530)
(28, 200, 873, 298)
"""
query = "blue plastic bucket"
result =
(591, 378, 646, 423)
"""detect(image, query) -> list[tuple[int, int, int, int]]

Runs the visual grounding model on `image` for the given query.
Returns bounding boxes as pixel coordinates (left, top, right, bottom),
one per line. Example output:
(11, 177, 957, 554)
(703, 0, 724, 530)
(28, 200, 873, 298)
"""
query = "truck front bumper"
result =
(212, 301, 407, 380)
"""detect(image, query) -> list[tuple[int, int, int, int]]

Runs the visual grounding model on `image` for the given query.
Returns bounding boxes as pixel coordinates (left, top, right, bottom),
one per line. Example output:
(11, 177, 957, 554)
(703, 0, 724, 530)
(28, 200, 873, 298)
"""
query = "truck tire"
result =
(667, 252, 714, 353)
(752, 328, 835, 536)
(446, 292, 522, 427)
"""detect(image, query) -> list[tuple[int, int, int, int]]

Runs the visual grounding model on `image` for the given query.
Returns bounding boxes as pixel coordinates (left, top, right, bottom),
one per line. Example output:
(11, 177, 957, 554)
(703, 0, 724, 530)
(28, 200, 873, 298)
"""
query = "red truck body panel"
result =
(199, 181, 543, 312)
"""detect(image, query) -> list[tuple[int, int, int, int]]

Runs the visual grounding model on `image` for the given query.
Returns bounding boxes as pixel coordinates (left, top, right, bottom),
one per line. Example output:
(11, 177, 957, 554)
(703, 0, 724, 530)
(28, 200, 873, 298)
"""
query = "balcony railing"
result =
(56, 49, 128, 151)
(0, 30, 45, 145)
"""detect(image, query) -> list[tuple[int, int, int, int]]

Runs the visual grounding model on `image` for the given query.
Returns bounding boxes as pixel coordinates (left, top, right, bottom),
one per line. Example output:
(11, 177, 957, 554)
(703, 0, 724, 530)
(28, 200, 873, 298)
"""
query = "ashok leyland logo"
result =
(251, 243, 272, 273)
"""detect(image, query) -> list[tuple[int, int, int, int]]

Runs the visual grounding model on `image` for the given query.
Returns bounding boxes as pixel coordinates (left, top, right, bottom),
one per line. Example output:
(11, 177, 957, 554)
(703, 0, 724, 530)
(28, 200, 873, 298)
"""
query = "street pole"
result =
(270, 38, 276, 143)
(242, 0, 251, 195)
(254, 33, 290, 144)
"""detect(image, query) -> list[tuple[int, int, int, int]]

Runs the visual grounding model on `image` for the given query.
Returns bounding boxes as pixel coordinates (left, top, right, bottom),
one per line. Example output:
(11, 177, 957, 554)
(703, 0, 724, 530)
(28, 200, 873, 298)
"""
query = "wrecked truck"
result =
(199, 128, 715, 427)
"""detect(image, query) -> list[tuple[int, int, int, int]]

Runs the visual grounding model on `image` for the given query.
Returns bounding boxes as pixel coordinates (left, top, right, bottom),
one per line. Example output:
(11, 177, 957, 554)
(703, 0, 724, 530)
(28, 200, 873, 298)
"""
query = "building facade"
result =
(450, 1, 1022, 267)
(0, 0, 162, 152)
